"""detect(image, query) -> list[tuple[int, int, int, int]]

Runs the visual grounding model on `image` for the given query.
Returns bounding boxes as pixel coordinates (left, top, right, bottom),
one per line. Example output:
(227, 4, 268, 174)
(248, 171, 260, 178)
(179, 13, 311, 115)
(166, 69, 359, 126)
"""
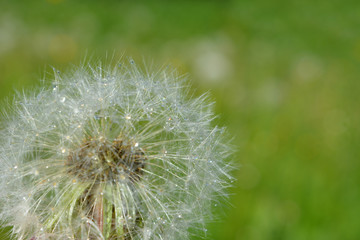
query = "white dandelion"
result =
(0, 60, 232, 240)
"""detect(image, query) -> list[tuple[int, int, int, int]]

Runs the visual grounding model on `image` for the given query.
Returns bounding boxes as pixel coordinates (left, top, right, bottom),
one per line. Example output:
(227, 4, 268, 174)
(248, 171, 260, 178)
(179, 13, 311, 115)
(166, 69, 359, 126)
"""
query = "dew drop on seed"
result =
(162, 149, 168, 156)
(125, 114, 131, 120)
(52, 84, 59, 92)
(60, 97, 66, 103)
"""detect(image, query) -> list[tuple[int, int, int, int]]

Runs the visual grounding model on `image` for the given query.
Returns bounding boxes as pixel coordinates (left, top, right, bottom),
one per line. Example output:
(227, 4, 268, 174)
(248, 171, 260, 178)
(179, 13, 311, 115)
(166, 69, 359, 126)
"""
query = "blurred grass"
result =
(1, 0, 360, 239)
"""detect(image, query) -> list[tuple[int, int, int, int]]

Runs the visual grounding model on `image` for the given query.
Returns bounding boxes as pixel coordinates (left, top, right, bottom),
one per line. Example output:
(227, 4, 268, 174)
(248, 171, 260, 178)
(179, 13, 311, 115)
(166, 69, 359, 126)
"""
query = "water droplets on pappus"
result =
(0, 59, 233, 240)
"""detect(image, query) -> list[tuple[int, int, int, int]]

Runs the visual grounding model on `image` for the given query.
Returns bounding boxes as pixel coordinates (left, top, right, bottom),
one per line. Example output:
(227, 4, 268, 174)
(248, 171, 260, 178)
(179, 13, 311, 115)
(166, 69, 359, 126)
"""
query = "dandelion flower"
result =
(0, 60, 232, 240)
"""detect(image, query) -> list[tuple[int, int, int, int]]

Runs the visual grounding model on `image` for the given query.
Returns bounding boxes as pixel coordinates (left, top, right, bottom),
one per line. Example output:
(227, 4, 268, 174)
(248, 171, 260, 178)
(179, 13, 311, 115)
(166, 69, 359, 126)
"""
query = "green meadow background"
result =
(1, 0, 359, 239)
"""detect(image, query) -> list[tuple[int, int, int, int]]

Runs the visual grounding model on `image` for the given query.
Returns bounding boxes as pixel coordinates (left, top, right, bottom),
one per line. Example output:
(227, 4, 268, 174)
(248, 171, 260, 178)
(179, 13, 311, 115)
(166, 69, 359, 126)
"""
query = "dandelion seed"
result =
(0, 60, 232, 240)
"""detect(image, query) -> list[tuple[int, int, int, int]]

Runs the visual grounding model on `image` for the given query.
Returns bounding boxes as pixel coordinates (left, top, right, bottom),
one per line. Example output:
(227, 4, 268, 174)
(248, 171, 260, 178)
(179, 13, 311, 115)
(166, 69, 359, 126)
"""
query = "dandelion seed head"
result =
(0, 60, 233, 239)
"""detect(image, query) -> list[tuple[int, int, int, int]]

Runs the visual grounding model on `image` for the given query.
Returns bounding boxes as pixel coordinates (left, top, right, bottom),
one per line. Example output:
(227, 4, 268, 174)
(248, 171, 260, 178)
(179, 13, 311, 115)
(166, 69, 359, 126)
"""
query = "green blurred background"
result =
(1, 0, 360, 239)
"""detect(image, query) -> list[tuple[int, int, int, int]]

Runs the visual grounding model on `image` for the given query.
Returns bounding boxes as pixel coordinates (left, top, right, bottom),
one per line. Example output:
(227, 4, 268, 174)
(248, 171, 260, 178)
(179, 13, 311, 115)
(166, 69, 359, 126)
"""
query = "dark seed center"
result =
(67, 138, 145, 183)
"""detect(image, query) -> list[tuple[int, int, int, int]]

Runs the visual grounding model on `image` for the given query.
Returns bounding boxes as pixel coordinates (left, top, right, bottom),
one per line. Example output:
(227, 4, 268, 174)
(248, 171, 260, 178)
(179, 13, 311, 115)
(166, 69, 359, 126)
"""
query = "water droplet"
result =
(52, 84, 59, 92)
(14, 165, 18, 170)
(46, 166, 49, 169)
(61, 148, 66, 154)
(178, 214, 182, 218)
(162, 149, 168, 156)
(60, 97, 66, 103)
(165, 116, 177, 131)
(134, 142, 139, 147)
(125, 114, 131, 120)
